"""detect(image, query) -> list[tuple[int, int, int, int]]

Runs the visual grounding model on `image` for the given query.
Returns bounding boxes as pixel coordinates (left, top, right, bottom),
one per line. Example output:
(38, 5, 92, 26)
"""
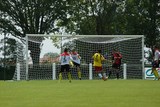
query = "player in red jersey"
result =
(109, 49, 122, 79)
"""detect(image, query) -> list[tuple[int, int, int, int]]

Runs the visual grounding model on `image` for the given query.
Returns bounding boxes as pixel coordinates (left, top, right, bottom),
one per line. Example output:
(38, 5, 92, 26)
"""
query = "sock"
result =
(98, 73, 102, 78)
(103, 73, 106, 78)
(68, 72, 72, 81)
(78, 69, 81, 79)
(153, 69, 159, 78)
(154, 77, 158, 80)
(59, 73, 62, 81)
(116, 73, 119, 79)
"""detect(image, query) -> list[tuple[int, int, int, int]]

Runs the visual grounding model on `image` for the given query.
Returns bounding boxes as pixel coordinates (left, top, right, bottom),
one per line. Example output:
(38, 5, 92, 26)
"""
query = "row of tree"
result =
(0, 0, 159, 64)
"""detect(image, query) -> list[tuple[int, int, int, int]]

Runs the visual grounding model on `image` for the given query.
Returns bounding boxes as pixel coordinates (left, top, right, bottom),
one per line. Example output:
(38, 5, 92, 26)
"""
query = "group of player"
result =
(58, 45, 160, 82)
(92, 49, 122, 81)
(58, 48, 122, 82)
(58, 48, 81, 83)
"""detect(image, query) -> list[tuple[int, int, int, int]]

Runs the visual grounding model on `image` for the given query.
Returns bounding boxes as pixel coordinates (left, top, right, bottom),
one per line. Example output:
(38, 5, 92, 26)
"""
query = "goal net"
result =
(13, 34, 144, 80)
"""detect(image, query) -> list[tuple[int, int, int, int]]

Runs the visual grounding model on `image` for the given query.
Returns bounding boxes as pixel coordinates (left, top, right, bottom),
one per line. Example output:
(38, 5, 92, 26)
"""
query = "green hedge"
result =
(0, 65, 15, 80)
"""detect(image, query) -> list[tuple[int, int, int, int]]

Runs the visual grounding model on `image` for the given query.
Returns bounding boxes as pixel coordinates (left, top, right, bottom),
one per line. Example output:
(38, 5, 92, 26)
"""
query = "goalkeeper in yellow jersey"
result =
(92, 49, 107, 81)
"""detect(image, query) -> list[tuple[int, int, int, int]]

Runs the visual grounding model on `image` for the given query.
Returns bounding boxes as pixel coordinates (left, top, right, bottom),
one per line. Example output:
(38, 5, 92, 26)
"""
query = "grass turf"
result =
(0, 80, 160, 107)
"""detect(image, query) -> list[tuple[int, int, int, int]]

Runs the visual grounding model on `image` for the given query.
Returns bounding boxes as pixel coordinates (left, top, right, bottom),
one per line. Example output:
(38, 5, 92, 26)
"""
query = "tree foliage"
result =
(44, 52, 59, 58)
(0, 0, 71, 64)
(0, 35, 17, 65)
(63, 0, 121, 35)
(64, 0, 160, 47)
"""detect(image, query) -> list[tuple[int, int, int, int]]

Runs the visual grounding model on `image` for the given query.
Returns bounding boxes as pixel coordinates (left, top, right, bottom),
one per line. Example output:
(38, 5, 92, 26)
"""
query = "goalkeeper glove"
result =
(69, 61, 74, 67)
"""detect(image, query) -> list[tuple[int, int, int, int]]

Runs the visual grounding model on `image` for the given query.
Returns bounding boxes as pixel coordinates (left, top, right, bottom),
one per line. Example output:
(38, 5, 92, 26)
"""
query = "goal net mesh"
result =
(13, 35, 144, 80)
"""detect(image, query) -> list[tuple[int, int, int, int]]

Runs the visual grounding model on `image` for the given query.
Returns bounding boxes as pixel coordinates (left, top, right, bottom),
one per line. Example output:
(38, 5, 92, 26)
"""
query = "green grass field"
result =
(0, 80, 160, 107)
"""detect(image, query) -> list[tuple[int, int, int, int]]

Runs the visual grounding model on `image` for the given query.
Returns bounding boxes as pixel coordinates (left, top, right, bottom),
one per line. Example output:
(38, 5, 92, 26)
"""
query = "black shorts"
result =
(72, 61, 80, 67)
(152, 61, 160, 68)
(60, 64, 70, 72)
(112, 63, 121, 69)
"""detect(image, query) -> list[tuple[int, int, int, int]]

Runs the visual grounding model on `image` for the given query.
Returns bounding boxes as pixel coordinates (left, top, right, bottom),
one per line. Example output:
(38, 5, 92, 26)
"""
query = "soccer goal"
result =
(13, 34, 144, 80)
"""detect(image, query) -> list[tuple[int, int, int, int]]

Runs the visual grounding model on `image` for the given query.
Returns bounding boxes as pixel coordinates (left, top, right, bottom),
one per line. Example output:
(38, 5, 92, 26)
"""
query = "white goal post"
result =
(14, 34, 144, 80)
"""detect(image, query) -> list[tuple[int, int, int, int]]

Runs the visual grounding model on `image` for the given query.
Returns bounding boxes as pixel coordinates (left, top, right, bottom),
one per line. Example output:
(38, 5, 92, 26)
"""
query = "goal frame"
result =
(25, 34, 145, 80)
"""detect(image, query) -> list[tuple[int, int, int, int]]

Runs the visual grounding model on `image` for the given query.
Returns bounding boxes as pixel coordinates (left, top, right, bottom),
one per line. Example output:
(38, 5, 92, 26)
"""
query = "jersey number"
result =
(63, 56, 67, 63)
(72, 56, 77, 60)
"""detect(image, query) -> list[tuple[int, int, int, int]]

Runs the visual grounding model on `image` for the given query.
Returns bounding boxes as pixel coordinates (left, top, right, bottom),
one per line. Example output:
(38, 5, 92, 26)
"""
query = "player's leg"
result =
(98, 73, 103, 78)
(66, 65, 72, 82)
(94, 66, 102, 79)
(152, 61, 159, 80)
(59, 72, 62, 81)
(108, 69, 112, 78)
(76, 64, 81, 80)
(115, 65, 121, 79)
(110, 64, 116, 79)
(73, 62, 81, 80)
(77, 67, 81, 80)
(116, 70, 120, 79)
(59, 65, 64, 82)
(102, 71, 108, 81)
(95, 66, 107, 81)
(68, 72, 72, 83)
(153, 68, 159, 80)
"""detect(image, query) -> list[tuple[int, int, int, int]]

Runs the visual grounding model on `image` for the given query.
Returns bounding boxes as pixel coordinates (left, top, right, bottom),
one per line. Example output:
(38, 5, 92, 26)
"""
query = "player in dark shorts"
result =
(59, 48, 72, 82)
(109, 49, 122, 79)
(70, 49, 82, 80)
(151, 45, 160, 80)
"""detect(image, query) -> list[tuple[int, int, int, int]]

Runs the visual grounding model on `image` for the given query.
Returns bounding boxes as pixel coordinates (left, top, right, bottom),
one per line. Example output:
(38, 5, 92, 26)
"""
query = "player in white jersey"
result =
(59, 48, 72, 82)
(70, 49, 82, 80)
(151, 45, 160, 80)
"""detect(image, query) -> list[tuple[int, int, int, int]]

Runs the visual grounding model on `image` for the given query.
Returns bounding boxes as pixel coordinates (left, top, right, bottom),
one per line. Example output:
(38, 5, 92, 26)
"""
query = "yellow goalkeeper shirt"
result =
(92, 53, 105, 67)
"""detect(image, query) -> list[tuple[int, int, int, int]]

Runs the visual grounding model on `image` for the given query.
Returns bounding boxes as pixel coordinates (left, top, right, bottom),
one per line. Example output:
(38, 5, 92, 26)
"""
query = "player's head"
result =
(154, 45, 160, 50)
(112, 49, 116, 53)
(112, 49, 118, 53)
(71, 49, 76, 52)
(97, 49, 102, 53)
(64, 48, 68, 52)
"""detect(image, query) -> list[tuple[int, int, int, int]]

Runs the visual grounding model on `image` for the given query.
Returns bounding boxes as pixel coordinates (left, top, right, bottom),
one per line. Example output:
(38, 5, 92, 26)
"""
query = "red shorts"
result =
(94, 66, 102, 73)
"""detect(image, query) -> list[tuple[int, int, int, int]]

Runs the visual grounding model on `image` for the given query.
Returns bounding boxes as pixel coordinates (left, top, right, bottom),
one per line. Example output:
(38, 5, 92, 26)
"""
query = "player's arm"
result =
(92, 54, 95, 59)
(78, 54, 81, 59)
(58, 55, 61, 63)
(101, 55, 106, 61)
(103, 55, 112, 63)
(69, 55, 74, 67)
(118, 52, 122, 59)
(105, 58, 112, 63)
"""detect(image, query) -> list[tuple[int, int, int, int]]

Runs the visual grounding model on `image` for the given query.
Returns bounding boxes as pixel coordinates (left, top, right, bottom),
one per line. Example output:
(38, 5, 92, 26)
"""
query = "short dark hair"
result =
(112, 49, 117, 51)
(72, 49, 76, 52)
(64, 48, 68, 52)
(98, 49, 102, 53)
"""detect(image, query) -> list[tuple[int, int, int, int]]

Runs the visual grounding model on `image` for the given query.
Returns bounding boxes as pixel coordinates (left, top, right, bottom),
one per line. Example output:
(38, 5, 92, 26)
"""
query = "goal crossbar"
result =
(26, 34, 143, 38)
